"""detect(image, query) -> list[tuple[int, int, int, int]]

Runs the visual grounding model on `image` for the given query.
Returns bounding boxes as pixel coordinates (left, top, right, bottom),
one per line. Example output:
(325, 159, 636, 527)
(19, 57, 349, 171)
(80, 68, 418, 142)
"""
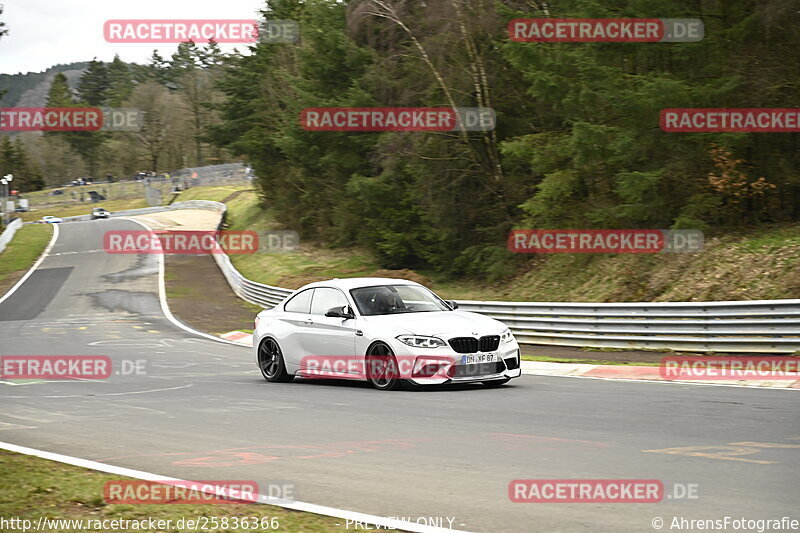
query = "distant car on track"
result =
(91, 207, 110, 219)
(39, 216, 63, 224)
(253, 278, 521, 390)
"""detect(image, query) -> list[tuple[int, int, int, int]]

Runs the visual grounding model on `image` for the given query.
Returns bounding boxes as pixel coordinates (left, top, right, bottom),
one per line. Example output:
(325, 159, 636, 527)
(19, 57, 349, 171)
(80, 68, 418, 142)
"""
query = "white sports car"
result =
(253, 278, 521, 390)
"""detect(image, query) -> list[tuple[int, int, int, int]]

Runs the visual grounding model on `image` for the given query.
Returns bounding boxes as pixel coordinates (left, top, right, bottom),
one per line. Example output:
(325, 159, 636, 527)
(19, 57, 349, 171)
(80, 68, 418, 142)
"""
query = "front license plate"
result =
(461, 353, 497, 365)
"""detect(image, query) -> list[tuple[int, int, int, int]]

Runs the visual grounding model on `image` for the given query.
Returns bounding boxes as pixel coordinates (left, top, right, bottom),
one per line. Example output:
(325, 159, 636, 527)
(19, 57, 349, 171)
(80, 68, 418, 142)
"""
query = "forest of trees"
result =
(0, 61, 89, 108)
(2, 1, 799, 281)
(207, 0, 800, 279)
(0, 38, 234, 192)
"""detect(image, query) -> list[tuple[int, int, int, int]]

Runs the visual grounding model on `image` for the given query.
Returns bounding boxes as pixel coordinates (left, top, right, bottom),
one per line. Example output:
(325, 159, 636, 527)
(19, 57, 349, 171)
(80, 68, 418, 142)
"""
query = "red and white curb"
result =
(221, 330, 253, 346)
(521, 360, 800, 389)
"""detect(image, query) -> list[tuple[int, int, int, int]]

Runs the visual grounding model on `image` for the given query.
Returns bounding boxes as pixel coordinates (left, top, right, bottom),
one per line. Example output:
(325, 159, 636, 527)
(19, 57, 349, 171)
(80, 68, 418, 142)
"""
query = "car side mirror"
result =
(325, 305, 355, 319)
(445, 300, 459, 310)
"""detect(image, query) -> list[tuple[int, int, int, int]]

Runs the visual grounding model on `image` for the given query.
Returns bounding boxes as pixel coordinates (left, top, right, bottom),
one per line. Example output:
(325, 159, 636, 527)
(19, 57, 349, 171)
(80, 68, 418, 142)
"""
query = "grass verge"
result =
(173, 184, 252, 203)
(164, 254, 262, 335)
(0, 223, 52, 296)
(0, 450, 355, 532)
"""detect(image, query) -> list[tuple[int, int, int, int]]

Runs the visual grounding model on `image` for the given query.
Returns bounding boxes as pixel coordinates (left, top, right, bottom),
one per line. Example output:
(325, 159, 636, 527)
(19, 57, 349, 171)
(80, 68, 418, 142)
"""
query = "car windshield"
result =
(350, 284, 451, 316)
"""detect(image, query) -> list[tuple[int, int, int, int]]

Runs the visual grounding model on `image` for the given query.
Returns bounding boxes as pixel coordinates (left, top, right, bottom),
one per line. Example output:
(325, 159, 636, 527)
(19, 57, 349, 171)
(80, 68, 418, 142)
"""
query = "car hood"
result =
(363, 310, 504, 338)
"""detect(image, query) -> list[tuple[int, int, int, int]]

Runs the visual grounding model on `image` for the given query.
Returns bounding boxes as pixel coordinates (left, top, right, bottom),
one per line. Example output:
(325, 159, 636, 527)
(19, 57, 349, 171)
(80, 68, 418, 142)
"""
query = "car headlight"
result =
(396, 335, 446, 349)
(500, 328, 514, 343)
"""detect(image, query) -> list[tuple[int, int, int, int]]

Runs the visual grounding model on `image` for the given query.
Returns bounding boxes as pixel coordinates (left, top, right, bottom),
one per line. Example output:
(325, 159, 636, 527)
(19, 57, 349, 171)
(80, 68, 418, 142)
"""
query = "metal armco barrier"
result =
(454, 300, 800, 353)
(0, 218, 23, 254)
(204, 201, 295, 308)
(180, 202, 800, 353)
(212, 250, 293, 308)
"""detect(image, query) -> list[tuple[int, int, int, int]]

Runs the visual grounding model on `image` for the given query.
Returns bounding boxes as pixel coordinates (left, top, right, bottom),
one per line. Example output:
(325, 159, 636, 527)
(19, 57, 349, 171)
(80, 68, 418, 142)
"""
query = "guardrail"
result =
(212, 259, 800, 353)
(151, 201, 800, 354)
(454, 300, 800, 353)
(0, 218, 23, 254)
(212, 251, 294, 308)
(195, 201, 295, 308)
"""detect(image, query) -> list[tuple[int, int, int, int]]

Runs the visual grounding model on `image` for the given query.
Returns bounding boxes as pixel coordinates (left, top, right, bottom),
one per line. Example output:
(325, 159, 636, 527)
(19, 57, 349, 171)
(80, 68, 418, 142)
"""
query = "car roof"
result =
(297, 277, 422, 291)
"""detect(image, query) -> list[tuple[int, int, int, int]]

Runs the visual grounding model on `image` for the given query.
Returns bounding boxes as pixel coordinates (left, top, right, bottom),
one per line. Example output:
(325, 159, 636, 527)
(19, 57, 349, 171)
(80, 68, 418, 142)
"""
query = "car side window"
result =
(284, 289, 314, 313)
(310, 287, 348, 316)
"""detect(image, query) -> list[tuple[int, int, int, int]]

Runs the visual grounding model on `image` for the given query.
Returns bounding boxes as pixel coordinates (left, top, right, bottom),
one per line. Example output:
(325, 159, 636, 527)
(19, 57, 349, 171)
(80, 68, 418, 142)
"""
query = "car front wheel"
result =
(366, 343, 402, 391)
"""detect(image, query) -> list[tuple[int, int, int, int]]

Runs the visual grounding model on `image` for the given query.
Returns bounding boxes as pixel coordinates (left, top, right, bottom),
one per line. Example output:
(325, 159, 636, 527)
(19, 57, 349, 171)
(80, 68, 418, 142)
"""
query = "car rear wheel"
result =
(258, 338, 293, 383)
(366, 343, 402, 391)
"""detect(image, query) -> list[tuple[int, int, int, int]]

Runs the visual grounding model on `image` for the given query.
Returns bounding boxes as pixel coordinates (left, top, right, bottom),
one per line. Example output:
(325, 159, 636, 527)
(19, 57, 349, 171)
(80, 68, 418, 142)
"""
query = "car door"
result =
(278, 288, 315, 372)
(302, 287, 359, 376)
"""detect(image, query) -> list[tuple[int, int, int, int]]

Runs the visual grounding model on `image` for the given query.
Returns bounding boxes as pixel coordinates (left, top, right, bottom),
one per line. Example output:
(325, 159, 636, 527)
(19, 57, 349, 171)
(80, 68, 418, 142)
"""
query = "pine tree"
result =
(0, 136, 16, 172)
(77, 59, 109, 105)
(106, 55, 134, 106)
(45, 73, 75, 107)
(200, 40, 225, 69)
(146, 50, 173, 87)
(12, 138, 44, 191)
(0, 136, 44, 192)
(170, 41, 201, 73)
(170, 41, 209, 165)
(47, 72, 105, 177)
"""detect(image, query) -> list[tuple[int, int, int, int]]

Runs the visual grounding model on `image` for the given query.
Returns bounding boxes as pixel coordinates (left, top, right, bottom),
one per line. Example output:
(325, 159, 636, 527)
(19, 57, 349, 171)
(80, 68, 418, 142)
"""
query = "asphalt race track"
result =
(1, 219, 798, 532)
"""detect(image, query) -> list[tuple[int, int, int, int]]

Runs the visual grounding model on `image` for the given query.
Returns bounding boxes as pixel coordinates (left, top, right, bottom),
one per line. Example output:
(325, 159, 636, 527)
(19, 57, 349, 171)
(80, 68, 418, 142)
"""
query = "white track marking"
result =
(48, 249, 105, 256)
(0, 441, 472, 533)
(2, 383, 193, 399)
(115, 217, 247, 347)
(0, 422, 36, 430)
(0, 223, 59, 306)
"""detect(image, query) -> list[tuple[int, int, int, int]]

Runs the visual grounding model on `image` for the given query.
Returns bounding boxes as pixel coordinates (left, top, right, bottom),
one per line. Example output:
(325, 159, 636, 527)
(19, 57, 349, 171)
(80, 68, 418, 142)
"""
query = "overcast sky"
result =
(1, 0, 267, 74)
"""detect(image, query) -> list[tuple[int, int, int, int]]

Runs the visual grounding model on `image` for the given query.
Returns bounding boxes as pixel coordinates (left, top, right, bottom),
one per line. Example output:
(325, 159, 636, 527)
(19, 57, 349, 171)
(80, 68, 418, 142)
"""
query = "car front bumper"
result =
(397, 342, 522, 386)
